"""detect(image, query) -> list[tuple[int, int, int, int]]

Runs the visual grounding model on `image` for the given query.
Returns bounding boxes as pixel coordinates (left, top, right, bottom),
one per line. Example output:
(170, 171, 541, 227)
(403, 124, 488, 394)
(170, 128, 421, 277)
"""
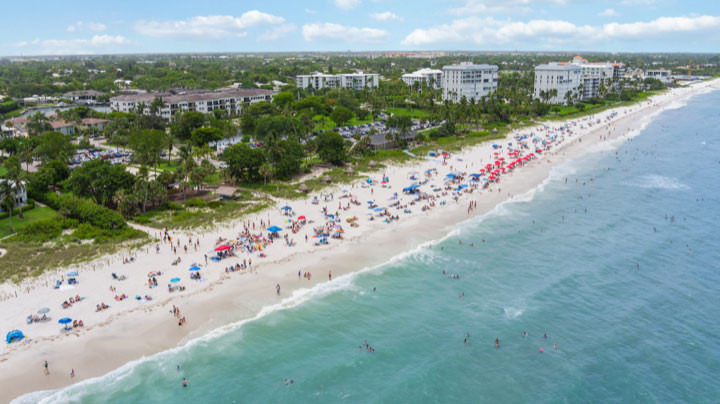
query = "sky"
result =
(2, 0, 720, 56)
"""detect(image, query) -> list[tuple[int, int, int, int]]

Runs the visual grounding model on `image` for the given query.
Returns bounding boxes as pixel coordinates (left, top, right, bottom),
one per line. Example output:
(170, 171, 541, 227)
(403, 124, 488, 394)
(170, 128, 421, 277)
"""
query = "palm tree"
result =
(259, 162, 273, 186)
(0, 181, 18, 232)
(164, 132, 177, 164)
(5, 166, 25, 219)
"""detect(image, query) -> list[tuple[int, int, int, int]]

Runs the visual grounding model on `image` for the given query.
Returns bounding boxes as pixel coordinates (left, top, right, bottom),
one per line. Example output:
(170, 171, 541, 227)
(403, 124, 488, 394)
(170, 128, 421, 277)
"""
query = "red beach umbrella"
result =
(215, 245, 231, 251)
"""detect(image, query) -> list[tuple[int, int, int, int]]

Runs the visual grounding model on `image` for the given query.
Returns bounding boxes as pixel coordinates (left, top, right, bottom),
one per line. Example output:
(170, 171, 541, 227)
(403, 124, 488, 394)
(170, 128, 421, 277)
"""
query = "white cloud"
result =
(302, 23, 390, 43)
(135, 11, 285, 39)
(66, 21, 106, 33)
(450, 0, 569, 15)
(370, 12, 403, 22)
(402, 15, 720, 47)
(13, 35, 130, 55)
(599, 8, 619, 17)
(334, 0, 362, 10)
(258, 24, 297, 41)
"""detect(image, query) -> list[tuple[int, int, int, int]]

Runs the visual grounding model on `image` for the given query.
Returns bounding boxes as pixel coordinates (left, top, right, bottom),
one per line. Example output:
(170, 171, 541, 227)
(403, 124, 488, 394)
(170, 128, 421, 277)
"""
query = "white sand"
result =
(1, 79, 718, 402)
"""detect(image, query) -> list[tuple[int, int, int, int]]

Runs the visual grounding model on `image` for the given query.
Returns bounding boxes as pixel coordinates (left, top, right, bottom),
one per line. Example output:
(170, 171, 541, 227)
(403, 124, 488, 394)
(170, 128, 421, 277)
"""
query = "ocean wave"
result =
(633, 174, 690, 190)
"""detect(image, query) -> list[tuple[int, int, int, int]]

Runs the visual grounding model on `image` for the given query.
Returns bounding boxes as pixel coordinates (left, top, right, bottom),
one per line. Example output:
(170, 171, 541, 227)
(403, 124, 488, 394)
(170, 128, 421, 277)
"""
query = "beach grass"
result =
(0, 238, 149, 284)
(0, 206, 57, 239)
(132, 195, 270, 230)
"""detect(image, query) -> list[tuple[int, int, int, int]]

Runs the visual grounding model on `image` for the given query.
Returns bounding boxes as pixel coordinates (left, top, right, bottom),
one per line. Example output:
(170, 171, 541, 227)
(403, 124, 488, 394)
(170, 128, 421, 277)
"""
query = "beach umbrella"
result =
(189, 266, 201, 271)
(297, 216, 306, 221)
(459, 184, 468, 188)
(170, 278, 180, 283)
(214, 245, 231, 251)
(38, 308, 50, 314)
(267, 226, 282, 232)
(374, 208, 383, 212)
(58, 318, 71, 325)
(281, 206, 292, 211)
(67, 271, 78, 277)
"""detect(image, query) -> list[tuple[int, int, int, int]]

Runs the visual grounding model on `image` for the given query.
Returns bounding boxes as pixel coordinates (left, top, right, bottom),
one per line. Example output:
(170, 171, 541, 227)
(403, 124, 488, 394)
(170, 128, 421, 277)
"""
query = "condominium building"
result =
(643, 69, 672, 84)
(533, 63, 582, 105)
(296, 72, 380, 90)
(441, 63, 498, 103)
(569, 56, 618, 99)
(110, 88, 275, 121)
(401, 68, 443, 89)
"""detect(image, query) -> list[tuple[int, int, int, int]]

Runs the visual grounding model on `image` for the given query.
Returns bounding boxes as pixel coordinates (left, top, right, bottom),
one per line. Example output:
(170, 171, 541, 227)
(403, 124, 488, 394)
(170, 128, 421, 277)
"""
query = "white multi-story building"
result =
(0, 180, 27, 211)
(569, 56, 617, 99)
(110, 88, 275, 121)
(643, 69, 672, 84)
(533, 63, 582, 105)
(401, 68, 443, 89)
(441, 63, 498, 103)
(296, 72, 380, 90)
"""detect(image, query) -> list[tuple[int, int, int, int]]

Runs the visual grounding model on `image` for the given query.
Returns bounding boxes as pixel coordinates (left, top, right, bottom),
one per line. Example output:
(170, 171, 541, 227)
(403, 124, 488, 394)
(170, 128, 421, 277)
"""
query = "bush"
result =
(184, 198, 206, 208)
(12, 218, 62, 242)
(45, 193, 127, 231)
(207, 201, 223, 209)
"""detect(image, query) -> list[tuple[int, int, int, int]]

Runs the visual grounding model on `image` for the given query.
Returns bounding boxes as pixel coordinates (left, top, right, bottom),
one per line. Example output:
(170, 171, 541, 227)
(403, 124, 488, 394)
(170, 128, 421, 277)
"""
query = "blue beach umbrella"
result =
(281, 206, 292, 211)
(170, 278, 180, 283)
(58, 318, 71, 324)
(189, 266, 201, 271)
(267, 226, 282, 232)
(374, 208, 383, 212)
(67, 271, 78, 277)
(459, 184, 468, 188)
(38, 308, 50, 314)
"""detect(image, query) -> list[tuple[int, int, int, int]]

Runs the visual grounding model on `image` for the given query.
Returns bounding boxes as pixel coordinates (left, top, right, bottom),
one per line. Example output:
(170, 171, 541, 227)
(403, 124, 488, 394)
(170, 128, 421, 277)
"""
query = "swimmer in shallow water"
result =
(182, 378, 187, 387)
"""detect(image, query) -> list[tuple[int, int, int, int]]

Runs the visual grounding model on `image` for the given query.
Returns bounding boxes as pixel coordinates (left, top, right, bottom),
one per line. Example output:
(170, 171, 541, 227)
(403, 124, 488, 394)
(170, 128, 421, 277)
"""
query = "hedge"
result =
(0, 199, 36, 220)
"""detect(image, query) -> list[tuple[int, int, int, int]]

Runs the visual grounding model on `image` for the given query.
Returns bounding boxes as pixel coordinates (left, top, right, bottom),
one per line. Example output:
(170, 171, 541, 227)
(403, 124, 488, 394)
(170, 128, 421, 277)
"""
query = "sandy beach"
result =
(1, 79, 718, 402)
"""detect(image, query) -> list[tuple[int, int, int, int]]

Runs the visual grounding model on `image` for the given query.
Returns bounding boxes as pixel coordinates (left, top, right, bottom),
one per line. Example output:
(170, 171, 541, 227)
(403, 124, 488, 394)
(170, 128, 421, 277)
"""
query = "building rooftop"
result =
(535, 63, 582, 71)
(110, 88, 274, 104)
(443, 63, 498, 71)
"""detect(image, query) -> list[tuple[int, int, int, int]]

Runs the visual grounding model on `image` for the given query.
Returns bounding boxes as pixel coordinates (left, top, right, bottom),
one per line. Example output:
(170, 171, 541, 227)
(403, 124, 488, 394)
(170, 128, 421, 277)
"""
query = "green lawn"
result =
(0, 206, 58, 238)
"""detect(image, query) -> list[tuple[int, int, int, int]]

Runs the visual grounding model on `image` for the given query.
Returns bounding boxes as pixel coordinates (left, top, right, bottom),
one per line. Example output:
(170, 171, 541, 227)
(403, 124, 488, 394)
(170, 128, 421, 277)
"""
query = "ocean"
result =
(20, 90, 720, 403)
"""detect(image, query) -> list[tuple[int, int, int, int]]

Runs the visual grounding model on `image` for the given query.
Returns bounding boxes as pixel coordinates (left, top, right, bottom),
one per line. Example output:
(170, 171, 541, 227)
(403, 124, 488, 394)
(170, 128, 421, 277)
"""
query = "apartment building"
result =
(533, 63, 582, 105)
(643, 69, 672, 84)
(110, 88, 275, 121)
(441, 63, 498, 103)
(295, 72, 380, 90)
(401, 68, 443, 89)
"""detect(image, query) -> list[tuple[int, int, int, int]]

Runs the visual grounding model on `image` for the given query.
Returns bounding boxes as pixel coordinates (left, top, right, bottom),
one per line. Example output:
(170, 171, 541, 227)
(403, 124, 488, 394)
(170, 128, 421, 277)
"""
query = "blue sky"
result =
(2, 0, 720, 55)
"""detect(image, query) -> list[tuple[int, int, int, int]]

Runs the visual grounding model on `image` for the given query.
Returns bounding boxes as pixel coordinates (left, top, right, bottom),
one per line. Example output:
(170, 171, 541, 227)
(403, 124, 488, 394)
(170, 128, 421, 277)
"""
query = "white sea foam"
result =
(634, 174, 689, 190)
(503, 307, 524, 319)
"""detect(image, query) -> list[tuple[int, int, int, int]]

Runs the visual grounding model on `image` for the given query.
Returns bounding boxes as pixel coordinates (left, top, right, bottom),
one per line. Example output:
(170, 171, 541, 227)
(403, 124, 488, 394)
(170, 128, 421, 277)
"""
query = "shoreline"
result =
(2, 80, 719, 403)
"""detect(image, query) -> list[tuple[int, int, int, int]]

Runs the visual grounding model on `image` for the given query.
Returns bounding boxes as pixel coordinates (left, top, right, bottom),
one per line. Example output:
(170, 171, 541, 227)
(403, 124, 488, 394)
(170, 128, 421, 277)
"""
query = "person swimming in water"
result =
(182, 378, 187, 387)
(522, 331, 527, 337)
(495, 337, 500, 348)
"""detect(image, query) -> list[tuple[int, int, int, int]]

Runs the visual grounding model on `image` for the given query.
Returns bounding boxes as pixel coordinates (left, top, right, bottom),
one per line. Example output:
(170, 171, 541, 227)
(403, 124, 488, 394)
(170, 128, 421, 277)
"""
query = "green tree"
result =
(3, 155, 26, 218)
(315, 131, 345, 165)
(0, 181, 18, 232)
(259, 162, 273, 186)
(220, 143, 266, 183)
(34, 132, 75, 163)
(330, 106, 353, 127)
(65, 159, 135, 207)
(129, 129, 165, 168)
(172, 111, 205, 140)
(190, 126, 223, 146)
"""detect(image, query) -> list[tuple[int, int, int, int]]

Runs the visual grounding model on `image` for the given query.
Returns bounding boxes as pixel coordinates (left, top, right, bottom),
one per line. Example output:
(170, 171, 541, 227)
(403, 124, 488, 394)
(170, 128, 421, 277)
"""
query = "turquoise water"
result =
(23, 91, 720, 403)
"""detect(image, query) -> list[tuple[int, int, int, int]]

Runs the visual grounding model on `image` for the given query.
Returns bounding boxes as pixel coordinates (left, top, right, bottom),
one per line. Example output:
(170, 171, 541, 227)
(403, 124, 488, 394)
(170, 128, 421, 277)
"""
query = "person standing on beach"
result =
(44, 360, 49, 375)
(329, 270, 332, 281)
